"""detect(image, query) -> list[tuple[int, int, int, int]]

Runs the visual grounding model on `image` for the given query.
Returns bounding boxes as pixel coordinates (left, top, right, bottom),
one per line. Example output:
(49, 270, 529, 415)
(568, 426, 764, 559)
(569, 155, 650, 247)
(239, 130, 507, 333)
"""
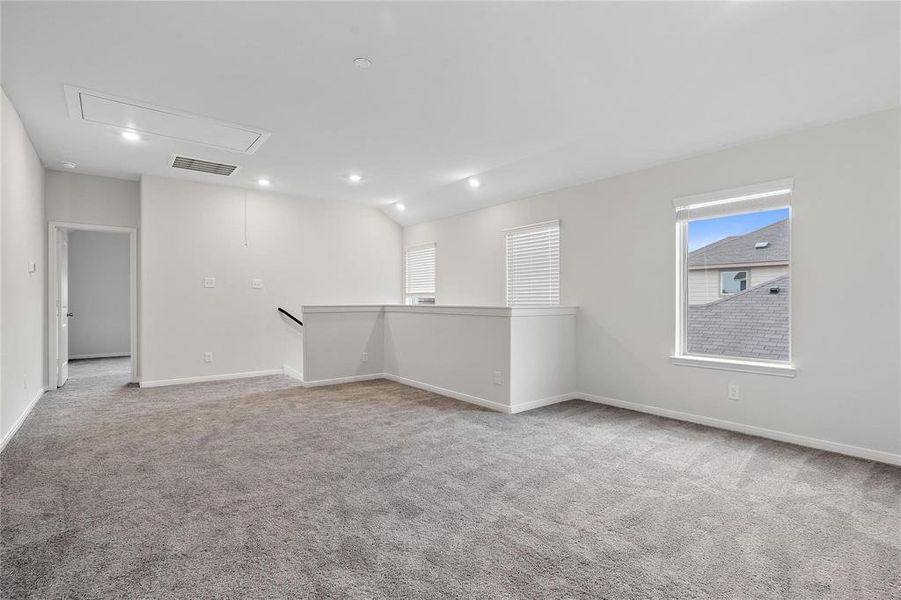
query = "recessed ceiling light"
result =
(348, 173, 362, 183)
(121, 130, 141, 142)
(468, 177, 481, 188)
(60, 161, 77, 169)
(396, 203, 406, 211)
(257, 178, 271, 186)
(353, 57, 372, 69)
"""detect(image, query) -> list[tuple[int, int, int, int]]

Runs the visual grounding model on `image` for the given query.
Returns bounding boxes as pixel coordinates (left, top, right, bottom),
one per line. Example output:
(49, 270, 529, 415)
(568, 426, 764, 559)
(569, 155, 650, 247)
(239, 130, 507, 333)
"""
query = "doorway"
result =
(48, 222, 137, 387)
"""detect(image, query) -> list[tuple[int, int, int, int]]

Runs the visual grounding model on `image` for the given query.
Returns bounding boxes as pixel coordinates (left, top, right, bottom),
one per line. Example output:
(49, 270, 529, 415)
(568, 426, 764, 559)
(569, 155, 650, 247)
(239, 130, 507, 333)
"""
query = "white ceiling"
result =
(2, 2, 898, 225)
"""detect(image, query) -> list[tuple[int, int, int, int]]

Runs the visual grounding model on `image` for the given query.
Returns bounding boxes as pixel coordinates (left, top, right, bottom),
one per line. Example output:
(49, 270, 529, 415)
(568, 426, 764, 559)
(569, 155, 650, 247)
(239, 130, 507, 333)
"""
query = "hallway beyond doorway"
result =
(66, 357, 131, 387)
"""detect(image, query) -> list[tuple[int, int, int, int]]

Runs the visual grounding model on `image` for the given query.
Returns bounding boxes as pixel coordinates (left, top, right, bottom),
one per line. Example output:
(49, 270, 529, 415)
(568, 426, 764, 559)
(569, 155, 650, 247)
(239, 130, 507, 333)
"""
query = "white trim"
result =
(0, 387, 47, 454)
(509, 392, 578, 414)
(301, 305, 385, 314)
(282, 364, 303, 381)
(301, 304, 578, 318)
(382, 373, 511, 413)
(578, 392, 900, 467)
(670, 354, 796, 377)
(70, 352, 130, 360)
(301, 372, 576, 415)
(404, 241, 436, 251)
(509, 306, 578, 317)
(384, 305, 506, 317)
(673, 178, 794, 211)
(48, 222, 139, 387)
(674, 218, 688, 356)
(139, 369, 283, 388)
(503, 219, 560, 233)
(300, 373, 385, 388)
(672, 182, 793, 365)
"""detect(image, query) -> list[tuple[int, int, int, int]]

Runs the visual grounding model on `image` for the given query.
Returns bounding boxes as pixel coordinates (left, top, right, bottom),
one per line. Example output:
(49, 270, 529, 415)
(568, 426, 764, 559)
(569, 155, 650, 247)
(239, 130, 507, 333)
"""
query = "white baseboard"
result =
(69, 352, 130, 360)
(382, 373, 511, 413)
(301, 373, 385, 388)
(133, 365, 900, 466)
(578, 392, 901, 467)
(139, 369, 284, 388)
(282, 364, 304, 381)
(0, 387, 47, 454)
(510, 392, 579, 414)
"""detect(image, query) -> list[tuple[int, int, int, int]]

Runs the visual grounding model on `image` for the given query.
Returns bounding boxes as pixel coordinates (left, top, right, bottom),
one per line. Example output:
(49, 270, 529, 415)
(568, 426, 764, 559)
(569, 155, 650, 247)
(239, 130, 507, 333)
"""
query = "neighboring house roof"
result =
(688, 219, 789, 268)
(687, 275, 789, 361)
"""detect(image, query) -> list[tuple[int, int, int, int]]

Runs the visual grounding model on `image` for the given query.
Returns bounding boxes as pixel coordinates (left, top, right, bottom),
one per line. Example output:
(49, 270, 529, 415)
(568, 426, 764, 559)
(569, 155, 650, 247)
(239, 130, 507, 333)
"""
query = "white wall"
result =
(509, 312, 577, 407)
(302, 308, 385, 382)
(302, 305, 576, 412)
(67, 231, 130, 358)
(405, 109, 901, 458)
(45, 171, 139, 228)
(1, 90, 46, 445)
(139, 176, 402, 384)
(384, 309, 511, 406)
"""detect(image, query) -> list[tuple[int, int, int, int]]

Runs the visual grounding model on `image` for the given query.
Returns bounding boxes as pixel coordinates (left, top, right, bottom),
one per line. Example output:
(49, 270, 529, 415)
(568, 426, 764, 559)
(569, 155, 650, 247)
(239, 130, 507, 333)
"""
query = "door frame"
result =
(48, 222, 138, 387)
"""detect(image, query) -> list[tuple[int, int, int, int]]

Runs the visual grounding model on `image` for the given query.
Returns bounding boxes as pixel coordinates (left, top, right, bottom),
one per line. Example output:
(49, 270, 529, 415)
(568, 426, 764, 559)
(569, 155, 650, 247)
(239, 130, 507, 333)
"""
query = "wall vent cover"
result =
(169, 155, 238, 176)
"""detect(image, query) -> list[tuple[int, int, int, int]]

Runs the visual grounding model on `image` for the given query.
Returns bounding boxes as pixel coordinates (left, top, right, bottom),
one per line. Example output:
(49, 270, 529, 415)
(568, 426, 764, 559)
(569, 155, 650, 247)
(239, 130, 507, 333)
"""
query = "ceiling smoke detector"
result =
(353, 57, 372, 69)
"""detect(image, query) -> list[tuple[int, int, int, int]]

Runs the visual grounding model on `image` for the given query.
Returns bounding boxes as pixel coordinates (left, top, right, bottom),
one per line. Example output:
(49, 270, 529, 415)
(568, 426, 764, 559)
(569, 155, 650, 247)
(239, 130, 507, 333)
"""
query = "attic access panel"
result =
(64, 86, 270, 154)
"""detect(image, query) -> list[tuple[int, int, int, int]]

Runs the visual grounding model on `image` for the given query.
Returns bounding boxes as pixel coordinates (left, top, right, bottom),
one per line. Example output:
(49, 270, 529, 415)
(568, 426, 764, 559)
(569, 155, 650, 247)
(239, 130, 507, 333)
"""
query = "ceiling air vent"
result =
(170, 155, 238, 176)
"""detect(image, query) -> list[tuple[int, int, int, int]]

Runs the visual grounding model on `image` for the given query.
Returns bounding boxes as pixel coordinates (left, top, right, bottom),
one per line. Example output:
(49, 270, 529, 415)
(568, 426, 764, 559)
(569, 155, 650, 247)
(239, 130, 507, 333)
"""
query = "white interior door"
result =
(57, 229, 70, 387)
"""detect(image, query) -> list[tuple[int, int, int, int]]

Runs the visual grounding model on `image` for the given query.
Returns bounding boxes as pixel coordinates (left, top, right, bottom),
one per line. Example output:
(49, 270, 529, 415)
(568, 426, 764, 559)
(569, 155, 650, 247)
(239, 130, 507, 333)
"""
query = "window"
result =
(505, 220, 560, 306)
(404, 243, 436, 305)
(673, 180, 793, 373)
(720, 270, 747, 295)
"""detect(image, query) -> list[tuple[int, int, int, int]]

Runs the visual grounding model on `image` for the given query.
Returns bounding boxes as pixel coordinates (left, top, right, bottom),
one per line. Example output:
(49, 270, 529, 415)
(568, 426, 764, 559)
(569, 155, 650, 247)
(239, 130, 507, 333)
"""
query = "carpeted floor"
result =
(1, 358, 899, 599)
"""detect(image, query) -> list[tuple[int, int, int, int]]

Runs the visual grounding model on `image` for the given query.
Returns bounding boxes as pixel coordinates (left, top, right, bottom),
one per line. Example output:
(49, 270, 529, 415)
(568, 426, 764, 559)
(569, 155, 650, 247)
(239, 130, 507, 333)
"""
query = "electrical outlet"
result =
(204, 352, 213, 363)
(203, 277, 216, 288)
(362, 352, 369, 363)
(728, 383, 740, 401)
(493, 371, 503, 385)
(251, 279, 263, 289)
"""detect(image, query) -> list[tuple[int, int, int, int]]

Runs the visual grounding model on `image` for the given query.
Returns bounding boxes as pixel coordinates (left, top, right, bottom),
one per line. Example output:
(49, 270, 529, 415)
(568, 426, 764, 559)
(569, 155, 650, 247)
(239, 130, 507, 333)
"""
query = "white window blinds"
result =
(405, 243, 436, 295)
(505, 221, 560, 306)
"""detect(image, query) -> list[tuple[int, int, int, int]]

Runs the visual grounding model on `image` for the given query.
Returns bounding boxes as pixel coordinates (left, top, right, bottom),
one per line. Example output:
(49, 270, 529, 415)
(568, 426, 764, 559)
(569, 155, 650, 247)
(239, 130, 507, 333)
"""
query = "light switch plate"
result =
(203, 277, 216, 288)
(251, 279, 263, 289)
(27, 261, 36, 274)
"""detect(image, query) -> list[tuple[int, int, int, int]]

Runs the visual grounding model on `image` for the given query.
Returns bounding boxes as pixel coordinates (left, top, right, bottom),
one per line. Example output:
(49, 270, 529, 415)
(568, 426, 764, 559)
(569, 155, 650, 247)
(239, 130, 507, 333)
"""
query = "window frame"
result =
(672, 179, 795, 377)
(719, 270, 748, 296)
(505, 220, 561, 307)
(403, 242, 436, 305)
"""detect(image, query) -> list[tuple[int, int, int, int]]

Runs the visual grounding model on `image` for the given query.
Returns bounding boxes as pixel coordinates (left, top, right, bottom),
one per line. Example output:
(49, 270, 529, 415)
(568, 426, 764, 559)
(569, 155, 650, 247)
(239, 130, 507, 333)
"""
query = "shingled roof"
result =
(687, 275, 789, 361)
(688, 219, 789, 268)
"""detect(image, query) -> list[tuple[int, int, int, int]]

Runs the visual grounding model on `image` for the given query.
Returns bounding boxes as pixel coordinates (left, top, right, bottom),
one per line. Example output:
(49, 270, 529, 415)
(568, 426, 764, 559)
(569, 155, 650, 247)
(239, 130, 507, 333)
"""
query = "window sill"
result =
(670, 355, 796, 377)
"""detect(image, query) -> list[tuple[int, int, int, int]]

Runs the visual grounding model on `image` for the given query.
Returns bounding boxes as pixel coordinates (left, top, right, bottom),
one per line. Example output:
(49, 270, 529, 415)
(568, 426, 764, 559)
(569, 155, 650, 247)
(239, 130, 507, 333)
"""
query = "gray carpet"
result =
(2, 358, 899, 599)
